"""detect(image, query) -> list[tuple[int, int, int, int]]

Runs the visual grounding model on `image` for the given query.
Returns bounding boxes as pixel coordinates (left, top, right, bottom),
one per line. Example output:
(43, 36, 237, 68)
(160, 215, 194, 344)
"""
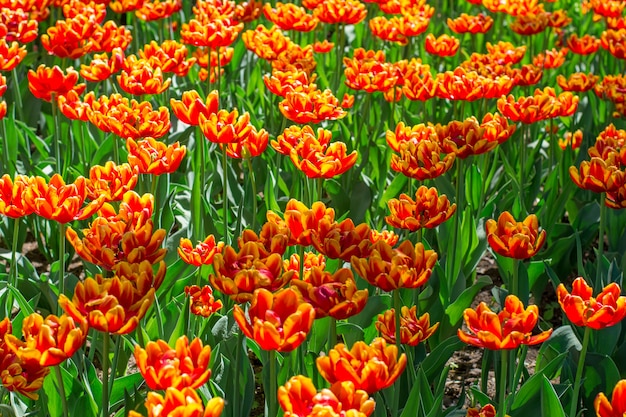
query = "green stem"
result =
(12, 68, 23, 122)
(150, 174, 160, 226)
(193, 128, 206, 241)
(58, 223, 66, 314)
(78, 120, 89, 175)
(509, 345, 528, 407)
(328, 317, 337, 351)
(392, 290, 403, 417)
(448, 159, 463, 290)
(108, 335, 122, 396)
(245, 156, 257, 230)
(6, 218, 19, 317)
(569, 327, 591, 417)
(234, 331, 244, 417)
(1, 118, 13, 176)
(101, 334, 110, 417)
(511, 258, 519, 298)
(596, 194, 606, 291)
(54, 365, 69, 417)
(497, 349, 509, 417)
(51, 94, 64, 175)
(268, 349, 277, 417)
(222, 146, 229, 245)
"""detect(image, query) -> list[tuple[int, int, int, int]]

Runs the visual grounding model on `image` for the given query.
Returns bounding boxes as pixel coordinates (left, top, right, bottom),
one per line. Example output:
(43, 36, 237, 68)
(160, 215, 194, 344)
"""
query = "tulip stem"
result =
(511, 258, 519, 299)
(51, 94, 64, 175)
(101, 333, 110, 417)
(392, 289, 402, 417)
(222, 146, 230, 245)
(54, 365, 69, 417)
(595, 194, 606, 292)
(6, 217, 19, 317)
(193, 127, 206, 241)
(245, 156, 257, 230)
(328, 317, 337, 352)
(569, 326, 591, 417)
(267, 349, 277, 417)
(108, 335, 121, 396)
(58, 223, 66, 314)
(497, 349, 509, 417)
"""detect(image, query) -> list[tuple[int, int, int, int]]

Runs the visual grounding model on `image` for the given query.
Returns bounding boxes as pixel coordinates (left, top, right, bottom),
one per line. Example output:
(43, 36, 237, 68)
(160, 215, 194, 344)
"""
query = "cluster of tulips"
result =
(1, 0, 626, 416)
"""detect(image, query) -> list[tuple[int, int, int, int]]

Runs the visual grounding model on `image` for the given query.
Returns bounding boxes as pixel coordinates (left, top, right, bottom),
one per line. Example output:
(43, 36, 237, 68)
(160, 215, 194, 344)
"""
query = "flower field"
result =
(1, 0, 626, 416)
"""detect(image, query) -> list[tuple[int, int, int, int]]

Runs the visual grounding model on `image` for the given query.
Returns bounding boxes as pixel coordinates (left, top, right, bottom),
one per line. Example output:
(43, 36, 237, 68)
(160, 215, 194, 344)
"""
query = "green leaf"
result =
(378, 175, 407, 209)
(109, 373, 144, 410)
(444, 276, 492, 328)
(582, 353, 620, 412)
(421, 336, 465, 382)
(511, 353, 567, 411)
(540, 375, 565, 417)
(536, 326, 580, 375)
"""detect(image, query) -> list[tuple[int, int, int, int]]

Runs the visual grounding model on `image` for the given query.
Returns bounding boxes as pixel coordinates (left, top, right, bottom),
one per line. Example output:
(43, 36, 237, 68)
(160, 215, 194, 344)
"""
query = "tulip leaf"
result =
(536, 326, 580, 376)
(399, 372, 423, 417)
(540, 375, 565, 417)
(582, 353, 620, 413)
(511, 352, 567, 411)
(465, 164, 482, 211)
(444, 276, 492, 328)
(421, 336, 465, 382)
(109, 373, 144, 411)
(378, 174, 407, 209)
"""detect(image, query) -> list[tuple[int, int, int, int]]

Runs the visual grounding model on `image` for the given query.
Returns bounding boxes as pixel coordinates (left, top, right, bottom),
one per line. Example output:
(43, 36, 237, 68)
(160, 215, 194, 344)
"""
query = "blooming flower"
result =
(86, 161, 139, 202)
(185, 285, 223, 317)
(376, 306, 438, 346)
(386, 186, 456, 231)
(126, 138, 186, 175)
(569, 156, 625, 193)
(178, 235, 224, 266)
(134, 336, 212, 390)
(28, 65, 85, 102)
(25, 174, 105, 223)
(40, 15, 96, 59)
(129, 388, 224, 417)
(279, 375, 375, 417)
(234, 288, 315, 352)
(390, 139, 456, 181)
(291, 266, 368, 320)
(0, 174, 33, 218)
(485, 212, 546, 259)
(595, 380, 626, 417)
(351, 240, 437, 292)
(4, 313, 87, 367)
(313, 0, 367, 25)
(58, 273, 155, 334)
(557, 277, 626, 329)
(170, 90, 219, 126)
(447, 13, 493, 34)
(316, 337, 407, 394)
(458, 294, 553, 350)
(425, 33, 460, 57)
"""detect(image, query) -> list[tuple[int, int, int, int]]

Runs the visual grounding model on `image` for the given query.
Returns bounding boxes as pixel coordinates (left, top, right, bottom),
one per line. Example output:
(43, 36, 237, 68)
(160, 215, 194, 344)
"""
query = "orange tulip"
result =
(0, 318, 49, 400)
(90, 20, 133, 53)
(4, 313, 87, 367)
(134, 336, 212, 390)
(268, 198, 335, 246)
(557, 277, 626, 330)
(180, 17, 243, 49)
(279, 84, 346, 124)
(376, 306, 438, 346)
(510, 12, 550, 35)
(0, 39, 26, 71)
(210, 241, 294, 302)
(369, 16, 408, 45)
(458, 294, 553, 350)
(485, 212, 546, 259)
(0, 8, 38, 44)
(118, 58, 171, 96)
(351, 240, 436, 292)
(25, 174, 104, 223)
(313, 40, 334, 53)
(343, 49, 398, 93)
(109, 0, 145, 13)
(40, 15, 95, 59)
(569, 156, 625, 193)
(289, 136, 357, 179)
(485, 41, 526, 65)
(271, 42, 317, 75)
(595, 379, 626, 417)
(279, 375, 375, 417)
(311, 218, 372, 262)
(424, 33, 459, 57)
(557, 72, 599, 93)
(533, 47, 568, 69)
(198, 108, 258, 144)
(62, 0, 107, 22)
(390, 138, 456, 181)
(136, 0, 182, 21)
(185, 285, 223, 317)
(284, 252, 326, 280)
(386, 186, 456, 231)
(86, 161, 139, 202)
(369, 229, 398, 246)
(238, 221, 290, 258)
(128, 388, 224, 417)
(447, 13, 493, 34)
(467, 404, 496, 417)
(58, 273, 155, 334)
(234, 288, 315, 352)
(264, 69, 315, 98)
(567, 34, 600, 55)
(313, 0, 367, 25)
(28, 65, 85, 102)
(601, 29, 626, 60)
(264, 2, 318, 31)
(170, 90, 219, 126)
(0, 174, 33, 218)
(178, 235, 224, 266)
(317, 337, 407, 394)
(141, 40, 196, 77)
(559, 130, 583, 150)
(126, 138, 186, 175)
(291, 266, 368, 320)
(80, 49, 125, 82)
(242, 24, 290, 61)
(235, 0, 263, 22)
